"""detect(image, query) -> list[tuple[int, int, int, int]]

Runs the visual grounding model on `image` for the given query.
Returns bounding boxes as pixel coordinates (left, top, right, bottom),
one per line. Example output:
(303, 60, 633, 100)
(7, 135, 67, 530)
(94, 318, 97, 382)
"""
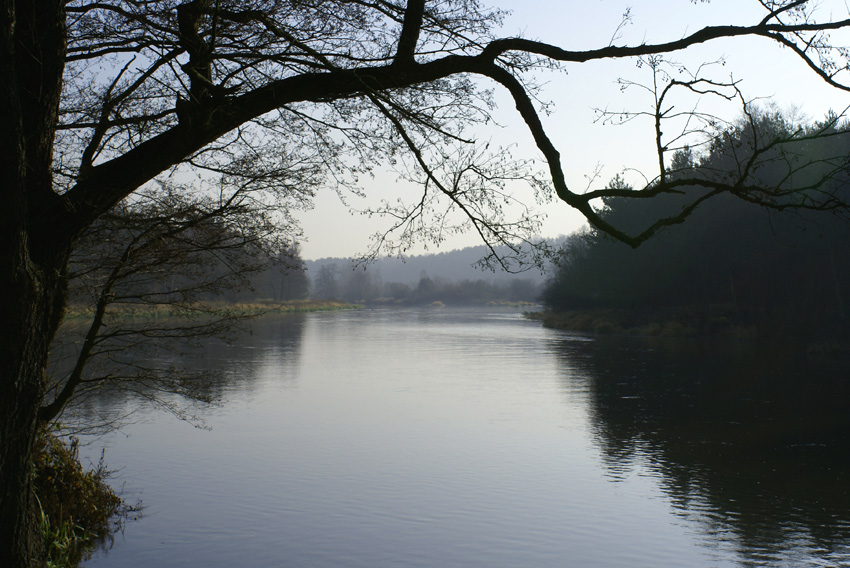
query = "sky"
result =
(295, 0, 850, 260)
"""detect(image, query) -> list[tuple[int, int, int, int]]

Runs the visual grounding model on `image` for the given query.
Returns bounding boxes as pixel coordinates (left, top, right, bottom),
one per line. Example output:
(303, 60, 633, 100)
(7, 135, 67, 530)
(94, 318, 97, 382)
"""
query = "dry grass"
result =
(34, 431, 135, 567)
(63, 299, 359, 320)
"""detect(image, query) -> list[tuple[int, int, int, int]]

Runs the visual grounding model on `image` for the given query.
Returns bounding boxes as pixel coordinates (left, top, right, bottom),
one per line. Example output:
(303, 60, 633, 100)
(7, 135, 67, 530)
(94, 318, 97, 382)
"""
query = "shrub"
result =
(33, 431, 130, 567)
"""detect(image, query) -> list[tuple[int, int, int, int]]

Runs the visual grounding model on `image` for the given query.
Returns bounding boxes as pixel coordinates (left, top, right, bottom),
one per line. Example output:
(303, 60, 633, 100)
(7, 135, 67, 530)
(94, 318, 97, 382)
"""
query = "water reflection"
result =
(553, 334, 850, 565)
(73, 309, 850, 567)
(62, 314, 307, 430)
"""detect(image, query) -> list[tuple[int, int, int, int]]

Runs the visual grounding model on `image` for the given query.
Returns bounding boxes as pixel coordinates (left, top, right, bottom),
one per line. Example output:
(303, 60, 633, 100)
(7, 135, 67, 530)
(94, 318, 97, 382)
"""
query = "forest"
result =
(540, 111, 850, 347)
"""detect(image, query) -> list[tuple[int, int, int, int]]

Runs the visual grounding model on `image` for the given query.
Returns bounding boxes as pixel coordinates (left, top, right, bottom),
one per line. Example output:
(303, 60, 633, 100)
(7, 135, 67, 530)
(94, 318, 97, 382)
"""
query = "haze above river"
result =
(77, 307, 850, 567)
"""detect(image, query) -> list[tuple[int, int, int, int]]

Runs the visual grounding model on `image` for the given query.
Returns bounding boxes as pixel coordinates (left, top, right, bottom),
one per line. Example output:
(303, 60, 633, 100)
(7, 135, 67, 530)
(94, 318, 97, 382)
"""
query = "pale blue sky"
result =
(297, 0, 850, 260)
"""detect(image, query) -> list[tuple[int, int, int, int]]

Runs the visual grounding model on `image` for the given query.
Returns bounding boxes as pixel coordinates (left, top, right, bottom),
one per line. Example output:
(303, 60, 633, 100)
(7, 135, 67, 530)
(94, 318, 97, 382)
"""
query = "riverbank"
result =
(63, 299, 360, 320)
(528, 305, 756, 339)
(366, 297, 538, 308)
(530, 305, 850, 360)
(34, 430, 133, 568)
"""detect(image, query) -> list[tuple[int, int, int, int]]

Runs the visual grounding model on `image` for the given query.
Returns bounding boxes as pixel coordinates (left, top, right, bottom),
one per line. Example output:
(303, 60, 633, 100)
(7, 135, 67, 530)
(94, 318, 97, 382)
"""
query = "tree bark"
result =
(0, 1, 68, 566)
(0, 254, 69, 568)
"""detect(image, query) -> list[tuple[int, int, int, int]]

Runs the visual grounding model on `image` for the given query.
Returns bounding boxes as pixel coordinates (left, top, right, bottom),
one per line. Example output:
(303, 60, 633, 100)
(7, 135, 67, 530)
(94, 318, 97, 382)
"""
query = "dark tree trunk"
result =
(0, 255, 69, 568)
(0, 1, 68, 566)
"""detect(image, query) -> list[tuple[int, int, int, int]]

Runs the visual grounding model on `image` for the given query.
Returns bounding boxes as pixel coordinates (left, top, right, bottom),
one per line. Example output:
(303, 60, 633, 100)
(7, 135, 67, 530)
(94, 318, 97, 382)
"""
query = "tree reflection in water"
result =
(58, 314, 308, 434)
(554, 334, 850, 565)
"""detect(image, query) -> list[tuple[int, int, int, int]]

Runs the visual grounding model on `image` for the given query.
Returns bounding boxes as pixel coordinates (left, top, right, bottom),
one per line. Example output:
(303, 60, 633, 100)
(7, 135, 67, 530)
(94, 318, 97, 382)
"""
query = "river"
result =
(77, 307, 850, 567)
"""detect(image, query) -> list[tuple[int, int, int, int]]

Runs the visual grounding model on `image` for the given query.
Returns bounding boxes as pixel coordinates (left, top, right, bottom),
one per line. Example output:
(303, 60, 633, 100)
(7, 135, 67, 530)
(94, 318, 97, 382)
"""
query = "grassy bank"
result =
(63, 299, 360, 320)
(34, 431, 136, 568)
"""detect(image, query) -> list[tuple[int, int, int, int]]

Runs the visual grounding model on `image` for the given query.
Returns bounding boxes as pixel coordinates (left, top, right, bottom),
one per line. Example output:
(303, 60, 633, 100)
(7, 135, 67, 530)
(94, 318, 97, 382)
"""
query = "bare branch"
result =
(395, 0, 426, 64)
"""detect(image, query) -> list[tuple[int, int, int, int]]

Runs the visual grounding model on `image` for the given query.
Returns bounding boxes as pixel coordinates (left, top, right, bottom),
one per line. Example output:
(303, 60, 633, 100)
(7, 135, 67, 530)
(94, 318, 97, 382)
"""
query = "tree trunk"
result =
(0, 256, 69, 568)
(0, 1, 68, 566)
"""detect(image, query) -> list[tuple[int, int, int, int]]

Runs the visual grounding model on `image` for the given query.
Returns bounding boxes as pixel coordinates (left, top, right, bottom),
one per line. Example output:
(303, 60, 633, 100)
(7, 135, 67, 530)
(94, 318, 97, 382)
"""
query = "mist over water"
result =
(79, 308, 850, 567)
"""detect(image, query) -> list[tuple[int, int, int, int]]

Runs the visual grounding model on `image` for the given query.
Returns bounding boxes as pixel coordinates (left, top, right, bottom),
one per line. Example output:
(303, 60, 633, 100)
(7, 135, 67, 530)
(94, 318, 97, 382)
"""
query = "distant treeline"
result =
(306, 245, 548, 285)
(304, 244, 546, 305)
(541, 111, 850, 342)
(309, 262, 541, 305)
(70, 204, 544, 308)
(189, 250, 542, 306)
(66, 186, 313, 311)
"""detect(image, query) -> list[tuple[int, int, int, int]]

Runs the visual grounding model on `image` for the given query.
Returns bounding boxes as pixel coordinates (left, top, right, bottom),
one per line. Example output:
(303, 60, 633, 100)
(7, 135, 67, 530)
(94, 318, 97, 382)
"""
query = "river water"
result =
(77, 307, 850, 567)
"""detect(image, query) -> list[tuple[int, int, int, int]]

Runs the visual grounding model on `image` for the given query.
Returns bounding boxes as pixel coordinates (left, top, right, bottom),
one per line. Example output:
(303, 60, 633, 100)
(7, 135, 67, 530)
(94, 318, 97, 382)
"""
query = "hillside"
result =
(304, 244, 553, 303)
(305, 245, 549, 286)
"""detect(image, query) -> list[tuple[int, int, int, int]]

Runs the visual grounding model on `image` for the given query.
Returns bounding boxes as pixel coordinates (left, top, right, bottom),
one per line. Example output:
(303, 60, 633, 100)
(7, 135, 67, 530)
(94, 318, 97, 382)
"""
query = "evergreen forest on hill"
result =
(540, 111, 850, 345)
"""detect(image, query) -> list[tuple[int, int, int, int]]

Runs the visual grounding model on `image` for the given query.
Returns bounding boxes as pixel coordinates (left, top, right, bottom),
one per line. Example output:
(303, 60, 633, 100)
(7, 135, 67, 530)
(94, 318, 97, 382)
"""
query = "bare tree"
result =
(5, 1, 850, 565)
(310, 264, 340, 300)
(39, 180, 302, 431)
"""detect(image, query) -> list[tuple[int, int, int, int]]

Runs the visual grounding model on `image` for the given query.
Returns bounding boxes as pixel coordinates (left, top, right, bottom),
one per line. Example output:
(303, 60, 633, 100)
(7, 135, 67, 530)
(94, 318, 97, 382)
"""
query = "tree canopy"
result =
(45, 0, 850, 265)
(42, 181, 309, 430)
(541, 111, 850, 342)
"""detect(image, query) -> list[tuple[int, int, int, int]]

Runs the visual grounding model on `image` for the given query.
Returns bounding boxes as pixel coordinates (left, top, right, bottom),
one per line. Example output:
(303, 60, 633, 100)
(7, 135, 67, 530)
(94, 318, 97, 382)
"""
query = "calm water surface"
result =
(77, 307, 850, 567)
